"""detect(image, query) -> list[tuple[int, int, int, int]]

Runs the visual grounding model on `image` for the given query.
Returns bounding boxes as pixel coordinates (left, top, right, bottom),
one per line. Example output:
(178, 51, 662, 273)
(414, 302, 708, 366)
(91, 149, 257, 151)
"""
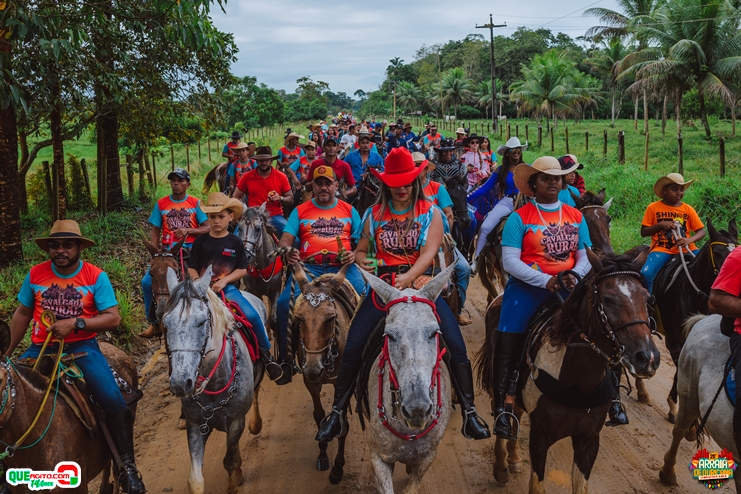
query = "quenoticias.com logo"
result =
(6, 462, 81, 490)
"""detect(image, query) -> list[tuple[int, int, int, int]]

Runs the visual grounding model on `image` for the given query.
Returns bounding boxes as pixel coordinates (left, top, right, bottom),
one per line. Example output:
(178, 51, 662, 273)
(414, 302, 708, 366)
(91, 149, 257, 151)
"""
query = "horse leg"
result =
(571, 433, 600, 494)
(660, 390, 700, 486)
(178, 405, 186, 430)
(371, 453, 395, 494)
(493, 436, 510, 483)
(99, 461, 113, 494)
(224, 417, 246, 494)
(403, 454, 436, 494)
(306, 379, 330, 471)
(667, 370, 679, 424)
(249, 384, 262, 435)
(329, 431, 347, 485)
(635, 376, 651, 404)
(186, 423, 210, 494)
(507, 408, 525, 474)
(528, 419, 552, 494)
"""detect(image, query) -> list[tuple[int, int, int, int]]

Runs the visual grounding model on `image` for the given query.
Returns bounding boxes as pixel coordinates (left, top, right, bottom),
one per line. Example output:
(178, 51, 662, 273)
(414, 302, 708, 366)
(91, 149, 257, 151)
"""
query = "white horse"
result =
(163, 266, 266, 494)
(362, 265, 455, 494)
(659, 314, 740, 491)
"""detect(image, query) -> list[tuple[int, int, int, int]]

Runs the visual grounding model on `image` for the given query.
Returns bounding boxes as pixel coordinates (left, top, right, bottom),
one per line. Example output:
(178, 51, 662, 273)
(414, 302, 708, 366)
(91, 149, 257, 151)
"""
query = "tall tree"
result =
(584, 37, 631, 126)
(434, 67, 474, 118)
(396, 81, 423, 114)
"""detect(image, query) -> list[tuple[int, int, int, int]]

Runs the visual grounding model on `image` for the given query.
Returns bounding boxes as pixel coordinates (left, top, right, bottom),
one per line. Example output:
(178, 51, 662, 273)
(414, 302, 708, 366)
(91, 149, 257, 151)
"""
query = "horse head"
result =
(163, 266, 233, 397)
(363, 264, 454, 431)
(145, 238, 185, 325)
(704, 218, 738, 277)
(444, 179, 471, 232)
(576, 189, 614, 257)
(239, 204, 273, 265)
(582, 248, 660, 379)
(293, 263, 350, 381)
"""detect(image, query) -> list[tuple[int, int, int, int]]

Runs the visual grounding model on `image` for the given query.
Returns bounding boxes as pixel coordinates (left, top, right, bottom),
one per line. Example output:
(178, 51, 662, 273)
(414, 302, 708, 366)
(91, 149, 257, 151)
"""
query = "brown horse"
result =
(0, 321, 138, 494)
(143, 238, 186, 335)
(476, 250, 659, 493)
(203, 162, 229, 195)
(290, 262, 358, 484)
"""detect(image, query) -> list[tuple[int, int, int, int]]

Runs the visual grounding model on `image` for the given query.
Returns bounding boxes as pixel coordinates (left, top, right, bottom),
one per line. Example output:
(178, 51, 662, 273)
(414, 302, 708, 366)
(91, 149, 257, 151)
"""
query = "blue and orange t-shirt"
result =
(285, 199, 361, 265)
(277, 146, 306, 164)
(228, 159, 256, 182)
(290, 156, 315, 182)
(423, 179, 454, 233)
(502, 202, 591, 276)
(364, 200, 435, 267)
(18, 261, 118, 344)
(148, 194, 208, 249)
(223, 142, 239, 163)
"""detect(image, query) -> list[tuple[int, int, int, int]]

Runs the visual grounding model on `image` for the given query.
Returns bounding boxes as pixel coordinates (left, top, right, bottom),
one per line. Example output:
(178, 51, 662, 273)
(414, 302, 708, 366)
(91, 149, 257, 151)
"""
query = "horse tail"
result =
(683, 314, 708, 341)
(474, 299, 500, 397)
(202, 163, 222, 194)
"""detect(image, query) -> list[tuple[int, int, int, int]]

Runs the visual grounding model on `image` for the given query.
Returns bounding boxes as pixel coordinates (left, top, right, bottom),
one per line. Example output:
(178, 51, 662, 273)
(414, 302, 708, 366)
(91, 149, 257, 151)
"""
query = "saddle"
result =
(653, 253, 696, 296)
(220, 295, 264, 388)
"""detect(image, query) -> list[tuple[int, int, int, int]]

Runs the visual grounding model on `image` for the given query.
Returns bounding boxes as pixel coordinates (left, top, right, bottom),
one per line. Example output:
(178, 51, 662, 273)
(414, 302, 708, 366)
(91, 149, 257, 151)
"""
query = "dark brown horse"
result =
(290, 263, 358, 484)
(574, 189, 614, 257)
(355, 173, 381, 218)
(642, 218, 738, 423)
(0, 321, 138, 494)
(475, 250, 658, 493)
(143, 238, 186, 334)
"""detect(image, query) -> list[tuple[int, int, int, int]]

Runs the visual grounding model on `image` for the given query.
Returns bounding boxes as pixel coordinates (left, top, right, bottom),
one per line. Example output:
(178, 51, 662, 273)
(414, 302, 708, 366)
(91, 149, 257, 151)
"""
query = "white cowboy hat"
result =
(513, 156, 577, 197)
(497, 137, 528, 156)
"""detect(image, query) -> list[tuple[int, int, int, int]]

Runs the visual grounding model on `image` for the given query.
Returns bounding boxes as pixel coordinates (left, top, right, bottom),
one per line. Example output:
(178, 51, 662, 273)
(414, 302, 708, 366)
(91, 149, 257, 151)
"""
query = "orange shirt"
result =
(285, 199, 361, 265)
(641, 201, 704, 254)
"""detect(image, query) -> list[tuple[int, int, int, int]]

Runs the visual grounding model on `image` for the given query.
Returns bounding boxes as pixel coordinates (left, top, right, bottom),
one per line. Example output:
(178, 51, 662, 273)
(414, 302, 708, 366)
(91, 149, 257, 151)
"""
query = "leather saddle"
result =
(653, 253, 696, 296)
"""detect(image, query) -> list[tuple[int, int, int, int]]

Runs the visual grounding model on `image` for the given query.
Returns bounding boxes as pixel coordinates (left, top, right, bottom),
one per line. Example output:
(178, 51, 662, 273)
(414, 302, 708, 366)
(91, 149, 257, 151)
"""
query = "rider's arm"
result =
(709, 250, 741, 317)
(709, 289, 741, 318)
(150, 226, 161, 249)
(355, 216, 371, 271)
(233, 188, 246, 201)
(6, 304, 33, 356)
(190, 222, 211, 237)
(46, 306, 121, 341)
(442, 206, 455, 227)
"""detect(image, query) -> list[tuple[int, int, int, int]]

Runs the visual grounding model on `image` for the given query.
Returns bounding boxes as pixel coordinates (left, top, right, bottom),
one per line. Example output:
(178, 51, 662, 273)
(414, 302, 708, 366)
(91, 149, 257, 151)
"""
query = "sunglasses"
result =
(48, 240, 80, 250)
(469, 140, 479, 145)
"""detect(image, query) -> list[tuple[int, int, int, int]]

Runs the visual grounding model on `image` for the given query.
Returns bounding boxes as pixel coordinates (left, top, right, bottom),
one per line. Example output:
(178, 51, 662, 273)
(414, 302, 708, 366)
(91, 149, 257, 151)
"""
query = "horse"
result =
(163, 265, 264, 494)
(237, 204, 284, 336)
(476, 249, 659, 493)
(445, 178, 472, 252)
(0, 321, 138, 494)
(277, 162, 301, 218)
(355, 173, 381, 218)
(659, 314, 740, 491)
(360, 264, 455, 494)
(640, 219, 737, 422)
(203, 162, 230, 195)
(143, 238, 186, 334)
(290, 262, 358, 483)
(573, 189, 614, 257)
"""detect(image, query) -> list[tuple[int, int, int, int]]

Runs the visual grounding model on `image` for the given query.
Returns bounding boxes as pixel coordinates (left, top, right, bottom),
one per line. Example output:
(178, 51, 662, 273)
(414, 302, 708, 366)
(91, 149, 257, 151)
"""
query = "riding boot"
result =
(492, 331, 526, 440)
(315, 362, 359, 442)
(449, 362, 491, 440)
(107, 408, 146, 494)
(605, 369, 629, 426)
(275, 355, 300, 386)
(259, 348, 283, 381)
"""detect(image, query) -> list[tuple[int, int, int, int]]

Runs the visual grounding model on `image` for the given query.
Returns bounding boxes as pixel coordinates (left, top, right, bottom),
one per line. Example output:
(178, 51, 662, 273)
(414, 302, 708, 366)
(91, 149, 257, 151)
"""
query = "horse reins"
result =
(243, 222, 282, 283)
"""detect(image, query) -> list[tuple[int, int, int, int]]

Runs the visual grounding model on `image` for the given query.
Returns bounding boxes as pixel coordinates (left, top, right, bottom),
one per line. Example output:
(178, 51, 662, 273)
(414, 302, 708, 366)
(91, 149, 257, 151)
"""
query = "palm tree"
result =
(396, 81, 423, 115)
(584, 37, 631, 126)
(584, 0, 662, 45)
(434, 67, 473, 119)
(509, 49, 580, 131)
(474, 80, 505, 120)
(571, 71, 604, 121)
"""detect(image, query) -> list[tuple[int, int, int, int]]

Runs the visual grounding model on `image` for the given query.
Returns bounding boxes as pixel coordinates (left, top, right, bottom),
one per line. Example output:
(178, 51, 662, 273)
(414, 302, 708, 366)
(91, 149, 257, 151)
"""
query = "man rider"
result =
(344, 132, 385, 185)
(227, 141, 256, 196)
(222, 131, 242, 164)
(7, 220, 146, 494)
(140, 168, 209, 338)
(307, 137, 357, 199)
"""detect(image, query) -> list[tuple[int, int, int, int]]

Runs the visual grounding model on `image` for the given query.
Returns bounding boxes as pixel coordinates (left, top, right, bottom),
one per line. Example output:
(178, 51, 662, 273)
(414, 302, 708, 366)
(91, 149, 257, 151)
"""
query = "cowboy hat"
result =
(200, 192, 244, 217)
(253, 146, 278, 161)
(230, 131, 242, 140)
(303, 140, 317, 149)
(284, 132, 305, 144)
(371, 148, 426, 188)
(462, 133, 483, 148)
(455, 127, 466, 135)
(36, 220, 95, 250)
(233, 141, 249, 151)
(404, 122, 413, 129)
(434, 138, 456, 152)
(514, 156, 576, 197)
(412, 152, 436, 172)
(497, 137, 528, 156)
(557, 154, 584, 171)
(653, 173, 695, 198)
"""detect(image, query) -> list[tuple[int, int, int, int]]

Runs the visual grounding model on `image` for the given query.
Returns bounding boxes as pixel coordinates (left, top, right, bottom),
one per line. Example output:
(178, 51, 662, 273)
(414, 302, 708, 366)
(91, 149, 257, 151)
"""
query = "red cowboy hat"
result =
(371, 147, 426, 188)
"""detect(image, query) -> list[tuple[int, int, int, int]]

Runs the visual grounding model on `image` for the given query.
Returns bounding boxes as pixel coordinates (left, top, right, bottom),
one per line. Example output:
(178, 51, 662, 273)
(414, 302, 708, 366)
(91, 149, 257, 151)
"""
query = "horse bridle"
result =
(298, 293, 340, 374)
(0, 359, 16, 424)
(166, 294, 214, 365)
(151, 252, 182, 298)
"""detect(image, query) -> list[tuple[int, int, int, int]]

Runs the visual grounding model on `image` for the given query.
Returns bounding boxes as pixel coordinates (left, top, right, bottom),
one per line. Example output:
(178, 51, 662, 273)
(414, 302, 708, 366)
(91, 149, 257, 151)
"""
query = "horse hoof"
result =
(329, 468, 344, 485)
(494, 468, 509, 484)
(406, 464, 412, 475)
(667, 411, 676, 424)
(249, 420, 262, 435)
(685, 426, 697, 442)
(178, 418, 186, 430)
(508, 462, 523, 474)
(637, 394, 650, 405)
(317, 458, 329, 471)
(659, 469, 677, 486)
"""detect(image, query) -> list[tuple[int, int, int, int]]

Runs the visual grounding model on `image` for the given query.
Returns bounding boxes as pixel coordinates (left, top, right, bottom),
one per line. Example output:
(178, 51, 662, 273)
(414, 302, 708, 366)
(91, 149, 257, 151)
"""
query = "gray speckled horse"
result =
(362, 265, 455, 494)
(163, 266, 265, 494)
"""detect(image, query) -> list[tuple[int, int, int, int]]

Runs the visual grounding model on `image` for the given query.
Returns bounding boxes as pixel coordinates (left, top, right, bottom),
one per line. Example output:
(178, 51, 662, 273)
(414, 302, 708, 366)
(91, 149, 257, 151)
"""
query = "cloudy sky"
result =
(210, 0, 620, 96)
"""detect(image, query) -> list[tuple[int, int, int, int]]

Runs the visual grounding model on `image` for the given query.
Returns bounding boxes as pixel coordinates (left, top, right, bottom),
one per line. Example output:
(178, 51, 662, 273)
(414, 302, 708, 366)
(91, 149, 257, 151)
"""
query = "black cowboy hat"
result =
(434, 138, 456, 152)
(230, 131, 242, 140)
(462, 133, 483, 148)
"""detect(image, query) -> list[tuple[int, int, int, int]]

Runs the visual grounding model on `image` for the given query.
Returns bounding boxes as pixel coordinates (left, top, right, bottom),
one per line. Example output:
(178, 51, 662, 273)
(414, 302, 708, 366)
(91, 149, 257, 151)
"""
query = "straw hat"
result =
(497, 137, 528, 156)
(35, 220, 95, 250)
(284, 132, 305, 144)
(455, 127, 466, 135)
(233, 141, 249, 151)
(200, 192, 244, 217)
(371, 148, 426, 188)
(513, 156, 577, 197)
(412, 152, 436, 172)
(653, 173, 695, 198)
(304, 140, 317, 149)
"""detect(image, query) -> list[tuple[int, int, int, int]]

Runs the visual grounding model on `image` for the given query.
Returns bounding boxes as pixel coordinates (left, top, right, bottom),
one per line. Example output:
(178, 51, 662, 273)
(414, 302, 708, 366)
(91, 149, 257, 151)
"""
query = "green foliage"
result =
(458, 105, 482, 119)
(66, 154, 94, 211)
(222, 76, 285, 130)
(27, 169, 50, 213)
(285, 98, 327, 122)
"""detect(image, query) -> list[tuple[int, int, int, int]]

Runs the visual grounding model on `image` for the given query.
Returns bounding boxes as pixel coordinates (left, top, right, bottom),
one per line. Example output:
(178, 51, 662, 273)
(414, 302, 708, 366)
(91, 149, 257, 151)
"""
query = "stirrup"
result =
(461, 406, 490, 440)
(118, 466, 145, 494)
(493, 408, 520, 440)
(605, 399, 629, 427)
(316, 407, 348, 441)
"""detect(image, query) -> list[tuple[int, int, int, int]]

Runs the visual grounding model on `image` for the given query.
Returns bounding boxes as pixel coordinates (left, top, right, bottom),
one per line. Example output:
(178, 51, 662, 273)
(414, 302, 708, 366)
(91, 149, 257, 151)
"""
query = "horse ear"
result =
(587, 248, 603, 273)
(258, 202, 268, 216)
(143, 240, 158, 257)
(166, 267, 180, 294)
(603, 197, 613, 212)
(597, 188, 606, 203)
(361, 269, 400, 305)
(419, 263, 455, 302)
(0, 321, 10, 355)
(171, 237, 186, 256)
(199, 266, 214, 290)
(569, 189, 580, 204)
(292, 262, 310, 293)
(728, 218, 738, 241)
(631, 245, 649, 269)
(328, 263, 350, 295)
(706, 218, 719, 239)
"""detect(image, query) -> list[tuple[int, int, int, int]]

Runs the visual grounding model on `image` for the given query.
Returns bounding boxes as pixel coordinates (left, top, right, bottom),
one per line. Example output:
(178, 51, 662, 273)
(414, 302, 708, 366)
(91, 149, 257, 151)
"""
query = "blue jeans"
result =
(269, 215, 287, 237)
(275, 263, 367, 362)
(454, 247, 470, 311)
(141, 268, 153, 323)
(21, 338, 127, 413)
(222, 284, 271, 351)
(342, 293, 468, 368)
(498, 277, 570, 334)
(641, 250, 698, 294)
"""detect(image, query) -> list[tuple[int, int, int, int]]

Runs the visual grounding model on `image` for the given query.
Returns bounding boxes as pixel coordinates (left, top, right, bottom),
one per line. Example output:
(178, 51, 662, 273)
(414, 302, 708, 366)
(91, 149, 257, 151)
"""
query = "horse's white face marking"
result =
(617, 280, 633, 299)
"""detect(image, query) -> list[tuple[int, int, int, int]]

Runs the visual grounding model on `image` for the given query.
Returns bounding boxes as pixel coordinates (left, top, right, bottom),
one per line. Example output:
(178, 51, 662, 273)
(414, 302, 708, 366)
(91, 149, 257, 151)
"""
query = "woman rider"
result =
(491, 156, 593, 439)
(315, 147, 490, 442)
(469, 137, 527, 273)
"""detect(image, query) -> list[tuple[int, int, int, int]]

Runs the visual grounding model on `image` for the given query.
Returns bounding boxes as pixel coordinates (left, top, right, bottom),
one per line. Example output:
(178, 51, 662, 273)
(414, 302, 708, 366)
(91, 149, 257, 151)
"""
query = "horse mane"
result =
(15, 364, 50, 392)
(203, 163, 223, 194)
(164, 278, 234, 338)
(241, 207, 277, 238)
(575, 191, 604, 208)
(546, 253, 642, 348)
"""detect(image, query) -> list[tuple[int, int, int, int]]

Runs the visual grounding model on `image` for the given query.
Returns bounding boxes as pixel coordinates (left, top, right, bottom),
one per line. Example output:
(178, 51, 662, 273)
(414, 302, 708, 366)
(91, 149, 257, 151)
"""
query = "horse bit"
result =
(299, 293, 340, 374)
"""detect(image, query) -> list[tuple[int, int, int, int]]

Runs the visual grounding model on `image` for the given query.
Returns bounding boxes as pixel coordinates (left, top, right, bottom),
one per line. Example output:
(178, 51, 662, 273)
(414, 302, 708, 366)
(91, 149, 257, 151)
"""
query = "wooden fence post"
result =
(143, 151, 154, 187)
(550, 129, 555, 152)
(538, 125, 542, 148)
(565, 127, 570, 154)
(137, 153, 145, 199)
(80, 158, 92, 199)
(515, 124, 519, 138)
(198, 140, 202, 165)
(50, 160, 60, 221)
(151, 151, 158, 187)
(720, 136, 726, 177)
(525, 125, 529, 142)
(584, 131, 589, 152)
(677, 133, 683, 174)
(644, 132, 650, 171)
(126, 154, 135, 199)
(506, 123, 511, 141)
(618, 131, 625, 164)
(170, 145, 175, 171)
(603, 130, 608, 156)
(500, 123, 503, 139)
(186, 144, 190, 172)
(208, 139, 212, 163)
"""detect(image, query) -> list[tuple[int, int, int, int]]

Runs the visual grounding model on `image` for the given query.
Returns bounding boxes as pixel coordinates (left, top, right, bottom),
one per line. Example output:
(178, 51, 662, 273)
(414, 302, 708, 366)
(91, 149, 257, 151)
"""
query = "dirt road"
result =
(129, 279, 718, 493)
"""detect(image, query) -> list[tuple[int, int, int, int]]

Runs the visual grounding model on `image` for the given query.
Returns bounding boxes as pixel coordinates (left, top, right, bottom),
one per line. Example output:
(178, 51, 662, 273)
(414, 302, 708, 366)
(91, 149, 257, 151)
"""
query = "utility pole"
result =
(477, 14, 506, 132)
